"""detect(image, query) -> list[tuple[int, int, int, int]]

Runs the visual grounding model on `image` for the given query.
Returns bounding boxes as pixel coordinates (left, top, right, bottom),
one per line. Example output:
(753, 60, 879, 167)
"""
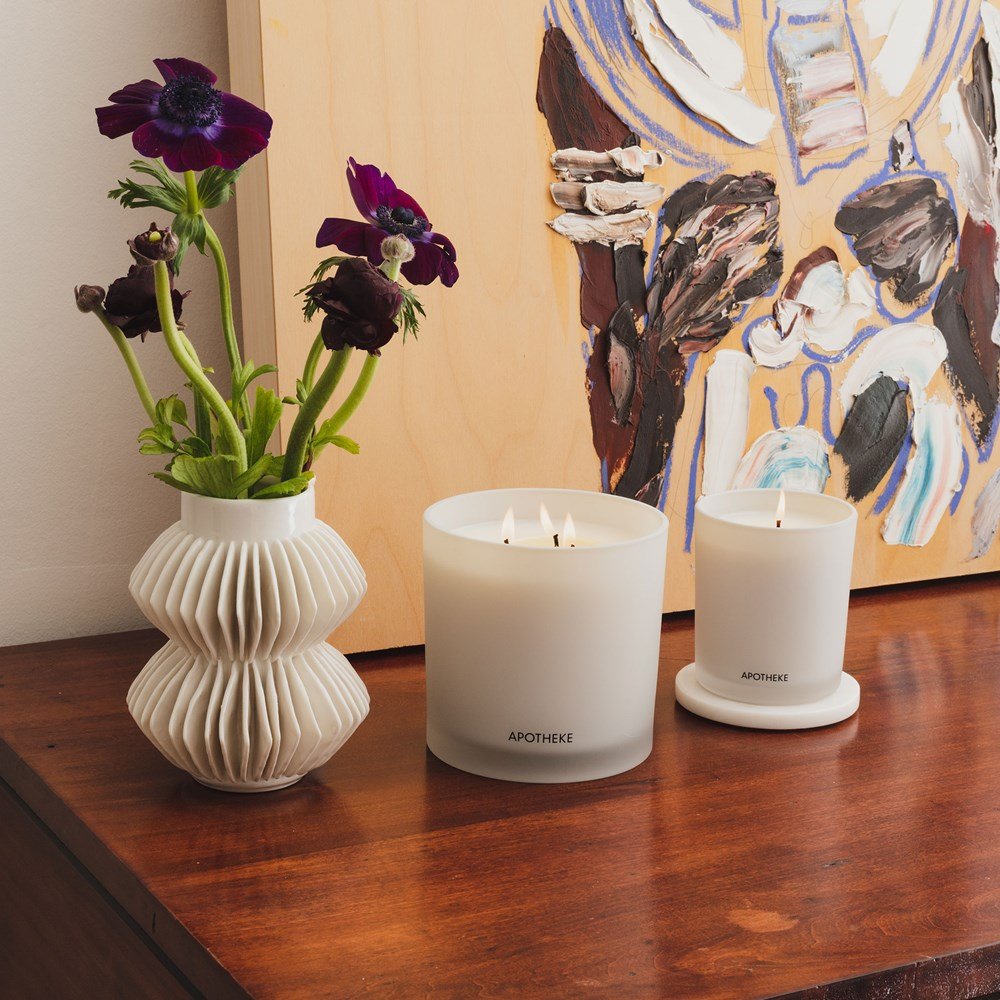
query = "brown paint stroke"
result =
(834, 177, 958, 304)
(538, 26, 645, 492)
(647, 173, 783, 355)
(933, 266, 999, 446)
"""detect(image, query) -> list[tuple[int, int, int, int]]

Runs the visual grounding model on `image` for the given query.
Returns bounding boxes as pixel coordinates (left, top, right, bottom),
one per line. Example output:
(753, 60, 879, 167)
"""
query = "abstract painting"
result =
(537, 0, 1000, 561)
(232, 0, 999, 652)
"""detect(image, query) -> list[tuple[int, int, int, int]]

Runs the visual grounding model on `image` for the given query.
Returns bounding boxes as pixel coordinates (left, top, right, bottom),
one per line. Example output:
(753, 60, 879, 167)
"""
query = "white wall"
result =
(0, 0, 240, 645)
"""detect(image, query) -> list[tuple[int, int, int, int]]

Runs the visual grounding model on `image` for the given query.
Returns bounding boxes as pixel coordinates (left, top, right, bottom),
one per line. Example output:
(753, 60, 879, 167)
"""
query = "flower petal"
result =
(107, 79, 162, 105)
(346, 158, 395, 219)
(154, 58, 217, 84)
(316, 218, 377, 254)
(96, 101, 157, 139)
(428, 230, 458, 264)
(218, 92, 272, 136)
(384, 187, 427, 221)
(402, 241, 459, 287)
(134, 121, 224, 172)
(131, 120, 178, 161)
(210, 124, 270, 168)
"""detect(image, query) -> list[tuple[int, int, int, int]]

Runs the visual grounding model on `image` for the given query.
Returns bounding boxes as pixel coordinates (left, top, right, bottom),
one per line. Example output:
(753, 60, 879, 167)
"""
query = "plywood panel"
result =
(229, 0, 1000, 653)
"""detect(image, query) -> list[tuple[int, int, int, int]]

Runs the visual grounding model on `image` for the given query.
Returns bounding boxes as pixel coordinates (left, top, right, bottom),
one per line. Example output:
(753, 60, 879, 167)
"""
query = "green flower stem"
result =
(94, 308, 157, 422)
(183, 169, 201, 214)
(318, 353, 379, 440)
(154, 261, 247, 471)
(281, 348, 353, 480)
(183, 170, 245, 423)
(302, 332, 326, 392)
(179, 331, 213, 445)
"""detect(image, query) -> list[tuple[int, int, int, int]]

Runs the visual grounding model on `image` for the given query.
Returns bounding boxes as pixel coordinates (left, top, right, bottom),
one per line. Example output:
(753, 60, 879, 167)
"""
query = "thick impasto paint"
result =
(537, 0, 1000, 563)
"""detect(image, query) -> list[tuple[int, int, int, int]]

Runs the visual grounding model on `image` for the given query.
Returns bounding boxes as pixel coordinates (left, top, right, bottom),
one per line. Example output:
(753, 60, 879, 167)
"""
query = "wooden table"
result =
(2, 576, 1000, 999)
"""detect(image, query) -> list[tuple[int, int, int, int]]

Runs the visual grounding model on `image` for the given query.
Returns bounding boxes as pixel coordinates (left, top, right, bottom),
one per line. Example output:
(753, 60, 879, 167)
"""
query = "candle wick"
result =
(553, 534, 560, 548)
(776, 519, 782, 529)
(503, 537, 510, 545)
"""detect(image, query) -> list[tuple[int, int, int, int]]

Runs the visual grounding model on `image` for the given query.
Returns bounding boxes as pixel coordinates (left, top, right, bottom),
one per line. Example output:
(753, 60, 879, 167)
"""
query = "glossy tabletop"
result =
(1, 575, 999, 998)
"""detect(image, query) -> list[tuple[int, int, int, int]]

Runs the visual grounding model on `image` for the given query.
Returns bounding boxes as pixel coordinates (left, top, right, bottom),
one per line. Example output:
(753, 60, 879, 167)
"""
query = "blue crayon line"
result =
(873, 422, 913, 515)
(684, 413, 706, 552)
(798, 363, 836, 445)
(764, 385, 782, 428)
(951, 446, 970, 515)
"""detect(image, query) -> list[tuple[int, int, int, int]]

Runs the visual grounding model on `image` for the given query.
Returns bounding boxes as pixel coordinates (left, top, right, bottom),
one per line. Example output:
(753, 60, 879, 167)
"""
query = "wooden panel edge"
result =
(226, 0, 281, 408)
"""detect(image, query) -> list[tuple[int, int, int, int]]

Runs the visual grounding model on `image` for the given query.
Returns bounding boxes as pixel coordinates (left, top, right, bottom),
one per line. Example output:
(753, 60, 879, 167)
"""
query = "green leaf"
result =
(399, 287, 426, 342)
(154, 394, 189, 429)
(197, 165, 245, 208)
(298, 256, 350, 321)
(247, 387, 284, 465)
(233, 454, 273, 495)
(178, 435, 212, 458)
(173, 211, 207, 256)
(264, 455, 286, 478)
(232, 360, 279, 409)
(167, 454, 244, 498)
(151, 471, 203, 495)
(312, 420, 360, 456)
(138, 423, 178, 456)
(253, 472, 315, 499)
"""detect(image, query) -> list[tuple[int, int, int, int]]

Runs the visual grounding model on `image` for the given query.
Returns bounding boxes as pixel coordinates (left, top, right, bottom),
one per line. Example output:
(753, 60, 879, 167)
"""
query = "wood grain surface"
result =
(1, 575, 1000, 998)
(226, 0, 1000, 653)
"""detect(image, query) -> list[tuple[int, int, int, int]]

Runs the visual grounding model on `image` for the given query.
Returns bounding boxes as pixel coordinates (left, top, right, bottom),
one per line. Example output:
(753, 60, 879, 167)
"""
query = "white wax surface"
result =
(722, 510, 835, 529)
(454, 519, 631, 547)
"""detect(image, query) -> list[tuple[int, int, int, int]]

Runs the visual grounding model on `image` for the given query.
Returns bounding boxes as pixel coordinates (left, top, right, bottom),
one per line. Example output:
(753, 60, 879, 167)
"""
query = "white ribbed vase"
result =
(126, 484, 369, 792)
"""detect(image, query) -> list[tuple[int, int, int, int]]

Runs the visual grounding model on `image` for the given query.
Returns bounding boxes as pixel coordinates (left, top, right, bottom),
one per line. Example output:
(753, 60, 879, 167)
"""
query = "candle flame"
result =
(502, 507, 515, 545)
(539, 502, 555, 541)
(562, 512, 577, 547)
(775, 489, 786, 529)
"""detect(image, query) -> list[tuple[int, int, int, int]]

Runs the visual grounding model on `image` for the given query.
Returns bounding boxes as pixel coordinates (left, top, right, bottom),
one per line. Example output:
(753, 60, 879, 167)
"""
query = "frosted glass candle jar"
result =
(423, 489, 668, 783)
(675, 489, 860, 730)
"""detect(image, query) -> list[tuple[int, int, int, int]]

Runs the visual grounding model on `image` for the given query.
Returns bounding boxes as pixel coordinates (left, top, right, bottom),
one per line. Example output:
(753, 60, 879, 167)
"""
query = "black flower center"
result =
(375, 204, 429, 239)
(158, 76, 223, 128)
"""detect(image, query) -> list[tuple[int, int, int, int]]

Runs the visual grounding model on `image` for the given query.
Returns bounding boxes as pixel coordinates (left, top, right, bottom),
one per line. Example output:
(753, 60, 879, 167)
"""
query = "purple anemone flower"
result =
(95, 58, 272, 172)
(316, 159, 459, 287)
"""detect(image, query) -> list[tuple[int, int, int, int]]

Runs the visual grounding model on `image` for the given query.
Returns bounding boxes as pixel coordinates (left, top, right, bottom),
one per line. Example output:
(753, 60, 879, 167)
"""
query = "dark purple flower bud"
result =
(129, 223, 180, 264)
(74, 284, 106, 313)
(308, 258, 403, 356)
(95, 58, 272, 172)
(104, 265, 185, 339)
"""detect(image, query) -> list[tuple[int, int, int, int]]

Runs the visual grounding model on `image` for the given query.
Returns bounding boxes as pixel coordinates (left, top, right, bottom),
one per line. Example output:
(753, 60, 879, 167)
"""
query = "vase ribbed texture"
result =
(126, 487, 369, 791)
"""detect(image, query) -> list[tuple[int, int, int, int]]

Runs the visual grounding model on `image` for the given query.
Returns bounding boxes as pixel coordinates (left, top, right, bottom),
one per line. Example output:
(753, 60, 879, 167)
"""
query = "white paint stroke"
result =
(778, 0, 834, 14)
(940, 80, 993, 225)
(776, 263, 875, 354)
(970, 467, 1000, 559)
(870, 0, 934, 99)
(547, 209, 653, 245)
(749, 317, 804, 368)
(550, 180, 665, 214)
(882, 401, 964, 547)
(651, 0, 745, 90)
(551, 147, 665, 180)
(838, 323, 947, 415)
(623, 0, 775, 145)
(732, 426, 831, 493)
(703, 350, 756, 495)
(859, 0, 903, 40)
